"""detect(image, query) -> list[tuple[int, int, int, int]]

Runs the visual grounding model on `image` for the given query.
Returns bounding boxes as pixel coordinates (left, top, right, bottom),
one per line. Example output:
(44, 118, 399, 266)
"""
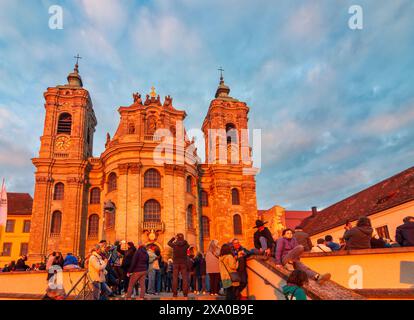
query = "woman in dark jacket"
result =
(121, 242, 136, 293)
(343, 217, 373, 250)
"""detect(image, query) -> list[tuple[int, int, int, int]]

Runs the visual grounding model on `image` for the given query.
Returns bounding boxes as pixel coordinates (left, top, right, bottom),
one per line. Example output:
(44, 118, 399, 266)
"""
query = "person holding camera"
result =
(168, 233, 190, 297)
(88, 245, 108, 300)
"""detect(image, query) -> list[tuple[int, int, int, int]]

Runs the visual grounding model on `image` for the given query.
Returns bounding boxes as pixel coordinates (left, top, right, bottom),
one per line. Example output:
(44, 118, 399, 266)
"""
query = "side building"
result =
(0, 193, 32, 266)
(301, 166, 414, 244)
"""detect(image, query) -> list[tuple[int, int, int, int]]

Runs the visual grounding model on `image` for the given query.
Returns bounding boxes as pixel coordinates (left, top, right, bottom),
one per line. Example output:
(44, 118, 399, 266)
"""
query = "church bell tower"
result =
(29, 57, 97, 261)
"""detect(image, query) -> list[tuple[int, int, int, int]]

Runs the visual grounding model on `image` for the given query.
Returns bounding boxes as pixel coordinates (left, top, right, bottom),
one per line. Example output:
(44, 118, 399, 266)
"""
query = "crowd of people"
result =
(2, 216, 414, 300)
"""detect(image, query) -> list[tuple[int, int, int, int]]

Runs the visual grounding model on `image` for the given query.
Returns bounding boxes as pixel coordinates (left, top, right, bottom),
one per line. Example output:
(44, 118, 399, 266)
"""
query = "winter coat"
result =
(254, 227, 275, 250)
(194, 256, 207, 276)
(205, 251, 220, 274)
(275, 237, 299, 264)
(326, 241, 341, 251)
(282, 285, 307, 300)
(63, 254, 79, 267)
(294, 231, 313, 252)
(167, 238, 190, 264)
(128, 246, 149, 273)
(88, 252, 107, 283)
(15, 259, 29, 271)
(219, 254, 239, 288)
(396, 222, 414, 247)
(371, 237, 386, 248)
(343, 226, 373, 250)
(121, 247, 136, 271)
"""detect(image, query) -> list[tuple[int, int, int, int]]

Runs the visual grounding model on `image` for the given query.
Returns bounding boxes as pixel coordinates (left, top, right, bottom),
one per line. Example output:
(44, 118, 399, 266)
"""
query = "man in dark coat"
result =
(126, 243, 149, 300)
(293, 226, 313, 252)
(343, 217, 373, 250)
(396, 216, 414, 247)
(253, 220, 275, 256)
(168, 233, 190, 297)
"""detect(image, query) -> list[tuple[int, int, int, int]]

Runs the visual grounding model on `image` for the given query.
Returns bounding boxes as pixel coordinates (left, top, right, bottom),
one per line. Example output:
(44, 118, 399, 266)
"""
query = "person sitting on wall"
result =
(311, 239, 332, 253)
(324, 235, 341, 251)
(293, 226, 313, 252)
(275, 228, 331, 284)
(343, 216, 373, 250)
(63, 253, 80, 270)
(396, 216, 414, 247)
(253, 220, 275, 256)
(15, 255, 30, 271)
(370, 233, 387, 248)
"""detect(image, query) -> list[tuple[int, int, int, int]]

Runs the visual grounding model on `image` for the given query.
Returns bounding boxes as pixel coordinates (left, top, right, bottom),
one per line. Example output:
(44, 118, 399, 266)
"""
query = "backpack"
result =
(284, 287, 298, 300)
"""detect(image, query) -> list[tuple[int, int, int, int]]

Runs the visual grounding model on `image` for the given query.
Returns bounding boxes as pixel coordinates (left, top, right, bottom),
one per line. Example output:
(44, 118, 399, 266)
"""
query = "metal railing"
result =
(64, 271, 93, 300)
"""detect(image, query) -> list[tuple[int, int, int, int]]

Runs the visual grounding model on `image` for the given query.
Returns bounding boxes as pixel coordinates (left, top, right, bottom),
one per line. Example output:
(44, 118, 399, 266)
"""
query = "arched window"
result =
(226, 123, 237, 144)
(187, 205, 194, 230)
(144, 199, 161, 222)
(57, 113, 72, 135)
(90, 188, 101, 204)
(144, 169, 161, 188)
(186, 176, 192, 193)
(202, 216, 210, 238)
(107, 172, 117, 192)
(232, 188, 240, 205)
(233, 214, 242, 235)
(50, 211, 62, 235)
(201, 190, 208, 207)
(53, 183, 64, 200)
(104, 201, 116, 229)
(88, 214, 99, 238)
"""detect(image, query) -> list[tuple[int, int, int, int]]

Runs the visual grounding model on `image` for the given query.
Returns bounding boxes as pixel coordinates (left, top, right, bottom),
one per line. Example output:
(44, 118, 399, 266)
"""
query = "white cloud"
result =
(130, 8, 202, 57)
(359, 102, 414, 134)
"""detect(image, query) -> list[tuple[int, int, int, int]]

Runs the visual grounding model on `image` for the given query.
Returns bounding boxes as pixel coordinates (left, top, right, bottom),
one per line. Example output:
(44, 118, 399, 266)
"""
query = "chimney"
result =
(311, 206, 318, 216)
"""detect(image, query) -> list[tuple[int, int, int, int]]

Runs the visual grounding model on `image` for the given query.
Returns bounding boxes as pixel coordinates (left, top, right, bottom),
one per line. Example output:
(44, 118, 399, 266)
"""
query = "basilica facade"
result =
(28, 63, 258, 261)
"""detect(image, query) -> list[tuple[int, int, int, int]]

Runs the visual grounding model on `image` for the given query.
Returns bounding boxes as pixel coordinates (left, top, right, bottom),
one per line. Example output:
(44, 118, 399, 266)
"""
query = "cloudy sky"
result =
(0, 0, 413, 210)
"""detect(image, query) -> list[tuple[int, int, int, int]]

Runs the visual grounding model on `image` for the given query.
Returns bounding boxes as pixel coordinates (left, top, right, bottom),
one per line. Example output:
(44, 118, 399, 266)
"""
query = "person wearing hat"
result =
(396, 216, 414, 247)
(253, 220, 275, 256)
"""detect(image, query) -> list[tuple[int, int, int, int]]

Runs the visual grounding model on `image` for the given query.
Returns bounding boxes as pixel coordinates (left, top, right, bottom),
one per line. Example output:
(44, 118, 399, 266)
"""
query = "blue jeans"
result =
(147, 269, 156, 293)
(155, 270, 161, 293)
(92, 281, 101, 300)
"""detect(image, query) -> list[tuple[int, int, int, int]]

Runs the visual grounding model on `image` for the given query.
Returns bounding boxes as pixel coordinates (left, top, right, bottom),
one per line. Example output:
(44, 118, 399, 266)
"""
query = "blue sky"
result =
(0, 0, 413, 210)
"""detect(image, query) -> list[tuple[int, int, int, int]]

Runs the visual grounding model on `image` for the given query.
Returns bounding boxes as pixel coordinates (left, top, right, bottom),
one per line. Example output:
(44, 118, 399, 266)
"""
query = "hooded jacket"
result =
(168, 237, 190, 264)
(343, 226, 373, 250)
(294, 230, 313, 252)
(396, 222, 414, 247)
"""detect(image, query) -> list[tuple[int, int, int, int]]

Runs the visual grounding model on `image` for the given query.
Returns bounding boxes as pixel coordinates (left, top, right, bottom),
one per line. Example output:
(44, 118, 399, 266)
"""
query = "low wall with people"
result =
(301, 247, 414, 292)
(0, 269, 85, 299)
(245, 256, 365, 300)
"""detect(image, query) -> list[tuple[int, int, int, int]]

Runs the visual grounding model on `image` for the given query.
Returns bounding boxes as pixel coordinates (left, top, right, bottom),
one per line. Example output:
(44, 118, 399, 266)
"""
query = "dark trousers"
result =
(197, 275, 206, 292)
(208, 273, 220, 294)
(225, 286, 237, 300)
(172, 263, 188, 296)
(166, 272, 172, 291)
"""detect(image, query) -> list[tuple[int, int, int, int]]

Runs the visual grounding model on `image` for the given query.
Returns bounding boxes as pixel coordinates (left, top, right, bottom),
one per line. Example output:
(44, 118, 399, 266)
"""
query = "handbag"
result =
(220, 258, 241, 283)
